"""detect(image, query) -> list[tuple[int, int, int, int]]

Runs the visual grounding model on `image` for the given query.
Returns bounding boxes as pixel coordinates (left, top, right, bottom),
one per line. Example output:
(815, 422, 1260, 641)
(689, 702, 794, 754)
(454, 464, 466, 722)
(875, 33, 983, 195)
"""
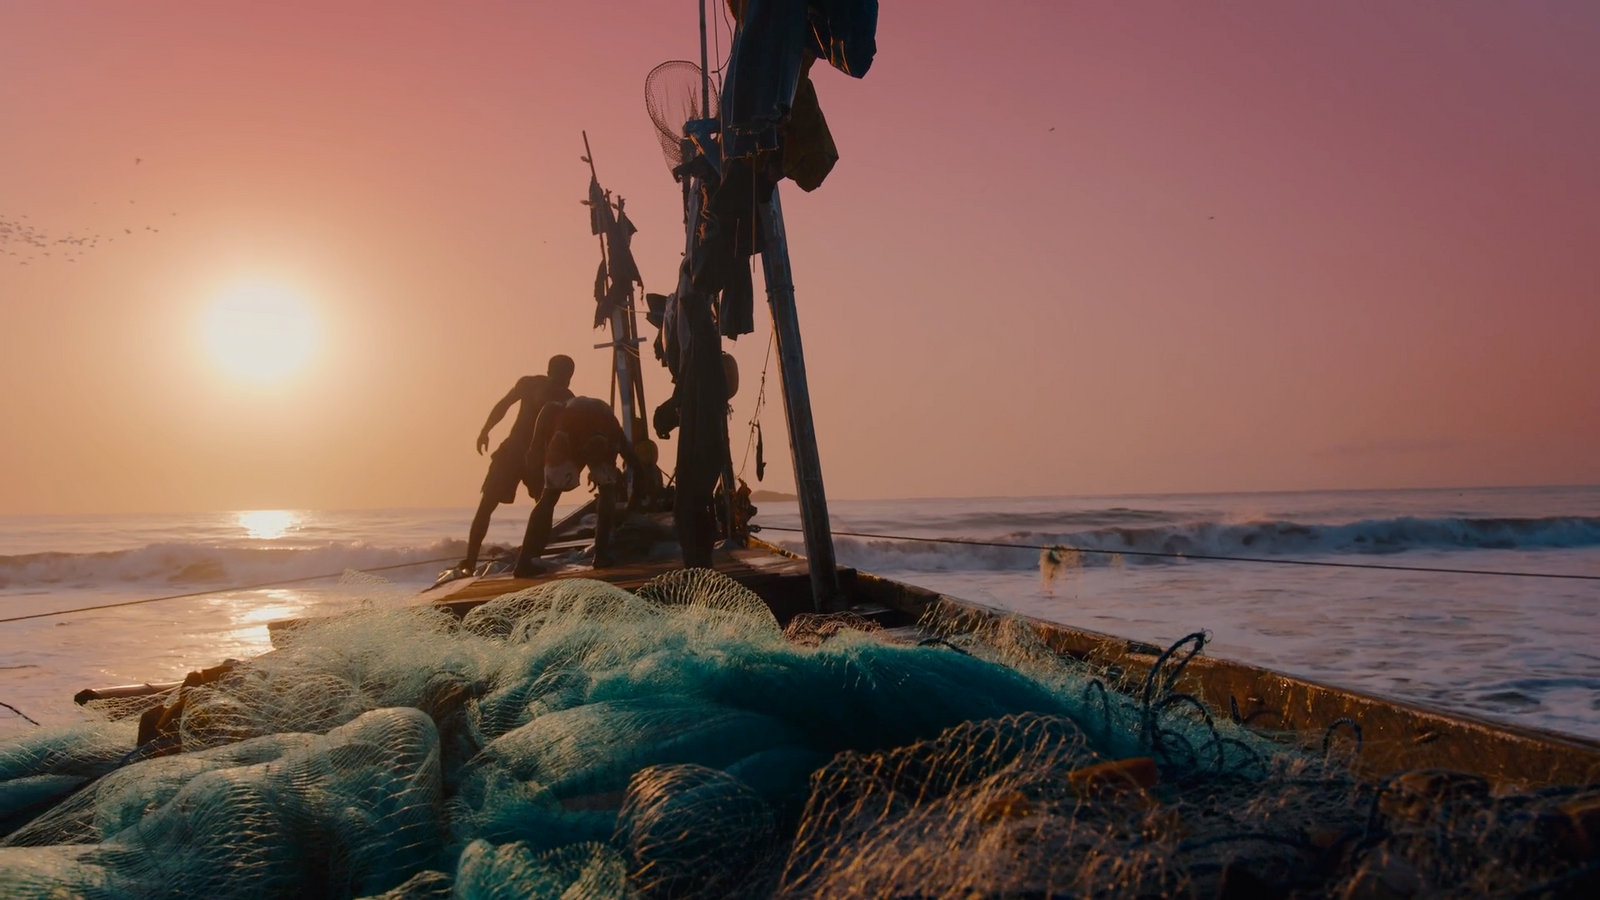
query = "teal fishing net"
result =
(2, 570, 1597, 898)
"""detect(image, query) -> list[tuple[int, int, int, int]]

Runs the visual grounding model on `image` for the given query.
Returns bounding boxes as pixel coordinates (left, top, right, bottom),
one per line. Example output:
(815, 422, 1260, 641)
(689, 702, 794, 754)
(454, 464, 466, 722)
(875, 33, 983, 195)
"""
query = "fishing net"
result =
(2, 570, 1597, 898)
(646, 60, 719, 172)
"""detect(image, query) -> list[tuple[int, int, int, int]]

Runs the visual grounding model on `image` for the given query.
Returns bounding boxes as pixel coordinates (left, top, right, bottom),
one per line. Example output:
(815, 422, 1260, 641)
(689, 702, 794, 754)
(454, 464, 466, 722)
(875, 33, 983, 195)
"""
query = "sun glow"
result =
(201, 283, 320, 384)
(237, 509, 298, 540)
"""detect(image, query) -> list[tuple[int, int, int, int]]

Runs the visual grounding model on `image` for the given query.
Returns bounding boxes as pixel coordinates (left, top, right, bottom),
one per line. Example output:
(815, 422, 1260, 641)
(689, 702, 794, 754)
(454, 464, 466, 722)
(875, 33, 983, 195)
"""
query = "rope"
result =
(737, 324, 776, 478)
(0, 700, 40, 726)
(749, 526, 1600, 582)
(0, 556, 462, 625)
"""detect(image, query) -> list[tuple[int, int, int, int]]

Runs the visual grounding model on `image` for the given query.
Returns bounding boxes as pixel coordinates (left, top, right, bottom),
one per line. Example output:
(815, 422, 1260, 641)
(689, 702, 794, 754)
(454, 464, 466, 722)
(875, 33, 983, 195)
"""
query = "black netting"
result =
(645, 60, 719, 172)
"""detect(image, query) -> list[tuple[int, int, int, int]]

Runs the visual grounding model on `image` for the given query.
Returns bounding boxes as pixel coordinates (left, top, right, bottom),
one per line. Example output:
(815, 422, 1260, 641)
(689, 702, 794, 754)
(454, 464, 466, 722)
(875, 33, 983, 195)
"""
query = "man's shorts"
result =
(481, 450, 524, 505)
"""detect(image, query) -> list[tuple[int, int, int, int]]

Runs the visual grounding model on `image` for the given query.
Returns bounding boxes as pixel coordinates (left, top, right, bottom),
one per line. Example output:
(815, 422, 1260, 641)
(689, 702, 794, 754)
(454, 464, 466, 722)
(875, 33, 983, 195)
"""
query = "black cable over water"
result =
(0, 557, 462, 625)
(1, 700, 40, 726)
(750, 525, 1600, 582)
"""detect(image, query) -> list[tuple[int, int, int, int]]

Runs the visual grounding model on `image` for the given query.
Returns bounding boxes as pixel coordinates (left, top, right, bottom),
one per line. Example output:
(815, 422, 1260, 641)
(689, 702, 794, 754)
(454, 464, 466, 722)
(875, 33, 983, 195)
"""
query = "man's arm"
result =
(476, 383, 523, 454)
(616, 422, 643, 472)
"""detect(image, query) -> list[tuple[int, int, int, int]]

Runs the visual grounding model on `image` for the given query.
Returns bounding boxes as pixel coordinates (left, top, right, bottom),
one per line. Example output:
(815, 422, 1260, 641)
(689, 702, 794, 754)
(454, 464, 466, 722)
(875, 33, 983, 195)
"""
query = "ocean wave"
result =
(0, 540, 468, 590)
(3, 514, 1595, 587)
(789, 515, 1600, 574)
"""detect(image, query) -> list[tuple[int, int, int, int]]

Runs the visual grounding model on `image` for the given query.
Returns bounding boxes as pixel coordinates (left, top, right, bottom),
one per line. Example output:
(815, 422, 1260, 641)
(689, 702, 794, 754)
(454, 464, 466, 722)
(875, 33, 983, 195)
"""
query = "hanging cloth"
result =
(607, 207, 642, 289)
(780, 60, 838, 192)
(755, 421, 765, 482)
(719, 257, 756, 339)
(586, 175, 610, 235)
(591, 259, 610, 328)
(807, 0, 879, 77)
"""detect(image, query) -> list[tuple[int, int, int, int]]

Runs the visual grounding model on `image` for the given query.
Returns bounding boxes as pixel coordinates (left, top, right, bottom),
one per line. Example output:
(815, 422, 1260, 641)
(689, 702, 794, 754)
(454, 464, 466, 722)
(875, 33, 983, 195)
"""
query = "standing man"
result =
(512, 396, 642, 577)
(459, 355, 575, 573)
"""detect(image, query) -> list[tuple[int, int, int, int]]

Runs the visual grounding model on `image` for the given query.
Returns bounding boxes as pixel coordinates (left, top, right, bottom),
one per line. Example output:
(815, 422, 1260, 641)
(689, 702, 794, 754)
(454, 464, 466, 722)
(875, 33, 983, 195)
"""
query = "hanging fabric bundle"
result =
(755, 420, 766, 482)
(690, 0, 880, 338)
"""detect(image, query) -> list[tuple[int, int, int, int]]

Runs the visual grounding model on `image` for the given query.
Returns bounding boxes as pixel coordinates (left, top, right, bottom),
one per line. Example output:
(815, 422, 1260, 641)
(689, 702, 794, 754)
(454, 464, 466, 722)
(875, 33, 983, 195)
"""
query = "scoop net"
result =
(645, 60, 719, 172)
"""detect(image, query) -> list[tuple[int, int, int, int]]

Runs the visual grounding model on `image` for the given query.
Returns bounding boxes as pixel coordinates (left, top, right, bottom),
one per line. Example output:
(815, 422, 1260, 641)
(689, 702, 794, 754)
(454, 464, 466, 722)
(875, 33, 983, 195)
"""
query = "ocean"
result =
(2, 486, 1597, 741)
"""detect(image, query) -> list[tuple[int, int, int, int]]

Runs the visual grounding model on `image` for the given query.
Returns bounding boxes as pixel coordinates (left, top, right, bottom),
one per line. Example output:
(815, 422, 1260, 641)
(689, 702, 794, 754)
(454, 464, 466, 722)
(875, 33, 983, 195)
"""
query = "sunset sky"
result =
(2, 2, 1597, 515)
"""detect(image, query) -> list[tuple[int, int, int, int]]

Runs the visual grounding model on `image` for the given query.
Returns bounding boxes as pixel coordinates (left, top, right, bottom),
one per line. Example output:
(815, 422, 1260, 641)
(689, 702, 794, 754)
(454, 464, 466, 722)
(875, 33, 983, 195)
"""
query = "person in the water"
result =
(513, 396, 642, 577)
(459, 355, 575, 573)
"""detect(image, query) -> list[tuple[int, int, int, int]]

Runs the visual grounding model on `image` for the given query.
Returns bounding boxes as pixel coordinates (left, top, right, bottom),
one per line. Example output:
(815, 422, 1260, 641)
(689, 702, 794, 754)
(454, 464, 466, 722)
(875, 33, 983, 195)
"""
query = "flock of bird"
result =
(1, 209, 175, 266)
(2, 159, 174, 266)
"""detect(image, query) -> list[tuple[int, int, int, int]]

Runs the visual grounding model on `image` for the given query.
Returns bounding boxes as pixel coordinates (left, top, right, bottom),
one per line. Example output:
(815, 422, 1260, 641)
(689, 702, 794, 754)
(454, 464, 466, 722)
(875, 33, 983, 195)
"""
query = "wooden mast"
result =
(758, 188, 840, 610)
(698, 0, 711, 116)
(582, 131, 645, 451)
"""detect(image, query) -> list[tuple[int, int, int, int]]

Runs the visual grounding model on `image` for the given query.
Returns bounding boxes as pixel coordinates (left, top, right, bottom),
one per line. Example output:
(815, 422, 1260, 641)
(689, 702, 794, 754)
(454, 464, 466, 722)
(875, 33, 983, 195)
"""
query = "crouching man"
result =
(512, 397, 642, 577)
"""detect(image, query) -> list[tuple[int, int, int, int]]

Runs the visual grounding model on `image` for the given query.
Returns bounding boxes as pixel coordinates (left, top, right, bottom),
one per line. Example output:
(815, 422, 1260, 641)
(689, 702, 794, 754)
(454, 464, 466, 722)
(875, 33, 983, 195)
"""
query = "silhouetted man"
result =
(512, 396, 642, 577)
(459, 355, 575, 573)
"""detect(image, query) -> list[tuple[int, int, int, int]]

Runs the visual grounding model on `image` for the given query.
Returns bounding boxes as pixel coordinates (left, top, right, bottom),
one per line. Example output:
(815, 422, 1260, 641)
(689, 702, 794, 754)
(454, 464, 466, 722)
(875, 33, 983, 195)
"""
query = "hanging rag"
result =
(691, 153, 772, 296)
(719, 257, 756, 338)
(588, 185, 643, 327)
(781, 59, 839, 192)
(586, 175, 609, 235)
(755, 421, 766, 482)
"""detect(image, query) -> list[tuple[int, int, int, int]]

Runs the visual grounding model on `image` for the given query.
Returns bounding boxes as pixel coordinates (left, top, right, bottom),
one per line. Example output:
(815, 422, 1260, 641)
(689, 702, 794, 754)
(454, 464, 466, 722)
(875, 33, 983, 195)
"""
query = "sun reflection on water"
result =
(237, 509, 297, 540)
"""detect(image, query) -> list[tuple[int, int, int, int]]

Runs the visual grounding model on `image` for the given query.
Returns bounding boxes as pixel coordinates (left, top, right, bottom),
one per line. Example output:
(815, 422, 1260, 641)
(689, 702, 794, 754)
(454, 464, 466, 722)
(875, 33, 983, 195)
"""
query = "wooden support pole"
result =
(757, 186, 840, 611)
(698, 0, 711, 118)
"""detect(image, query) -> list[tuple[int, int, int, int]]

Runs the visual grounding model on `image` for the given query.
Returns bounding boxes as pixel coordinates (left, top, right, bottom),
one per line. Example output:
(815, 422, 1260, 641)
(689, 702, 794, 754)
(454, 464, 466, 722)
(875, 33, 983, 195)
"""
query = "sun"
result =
(200, 283, 320, 384)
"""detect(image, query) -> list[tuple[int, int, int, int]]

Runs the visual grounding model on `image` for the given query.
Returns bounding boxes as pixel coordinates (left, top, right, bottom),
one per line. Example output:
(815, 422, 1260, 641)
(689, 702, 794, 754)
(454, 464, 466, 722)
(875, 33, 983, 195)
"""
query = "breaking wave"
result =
(3, 514, 1596, 587)
(790, 515, 1600, 573)
(0, 541, 466, 590)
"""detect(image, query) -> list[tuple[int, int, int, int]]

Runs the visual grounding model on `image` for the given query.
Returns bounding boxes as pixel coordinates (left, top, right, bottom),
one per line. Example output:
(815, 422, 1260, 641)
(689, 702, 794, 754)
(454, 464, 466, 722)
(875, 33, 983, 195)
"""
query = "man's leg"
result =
(513, 487, 562, 578)
(462, 491, 500, 571)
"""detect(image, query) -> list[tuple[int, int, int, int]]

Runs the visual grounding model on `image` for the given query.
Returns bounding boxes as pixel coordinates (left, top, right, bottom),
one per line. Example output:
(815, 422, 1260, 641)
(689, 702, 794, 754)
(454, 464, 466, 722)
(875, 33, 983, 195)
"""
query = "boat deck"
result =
(262, 547, 861, 648)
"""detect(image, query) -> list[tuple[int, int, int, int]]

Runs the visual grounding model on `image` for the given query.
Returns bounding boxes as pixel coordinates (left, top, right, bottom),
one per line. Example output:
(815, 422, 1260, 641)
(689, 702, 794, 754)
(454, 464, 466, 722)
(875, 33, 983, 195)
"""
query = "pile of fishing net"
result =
(3, 569, 1597, 898)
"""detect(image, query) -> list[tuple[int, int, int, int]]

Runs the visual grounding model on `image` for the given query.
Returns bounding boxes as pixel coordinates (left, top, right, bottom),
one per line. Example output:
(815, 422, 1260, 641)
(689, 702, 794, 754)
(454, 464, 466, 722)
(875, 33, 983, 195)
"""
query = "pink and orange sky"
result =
(2, 2, 1597, 515)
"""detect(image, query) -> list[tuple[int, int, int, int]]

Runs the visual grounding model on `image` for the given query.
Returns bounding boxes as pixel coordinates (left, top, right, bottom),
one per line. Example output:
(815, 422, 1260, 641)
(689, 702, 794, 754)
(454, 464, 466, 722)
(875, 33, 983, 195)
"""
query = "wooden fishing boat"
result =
(217, 530, 1598, 792)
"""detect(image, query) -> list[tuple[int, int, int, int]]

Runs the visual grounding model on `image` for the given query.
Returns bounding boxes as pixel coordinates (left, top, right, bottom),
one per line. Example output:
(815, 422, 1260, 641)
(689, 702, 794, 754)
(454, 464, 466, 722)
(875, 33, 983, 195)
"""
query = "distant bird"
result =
(124, 229, 132, 234)
(1048, 126, 1055, 132)
(135, 158, 141, 165)
(1208, 216, 1215, 220)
